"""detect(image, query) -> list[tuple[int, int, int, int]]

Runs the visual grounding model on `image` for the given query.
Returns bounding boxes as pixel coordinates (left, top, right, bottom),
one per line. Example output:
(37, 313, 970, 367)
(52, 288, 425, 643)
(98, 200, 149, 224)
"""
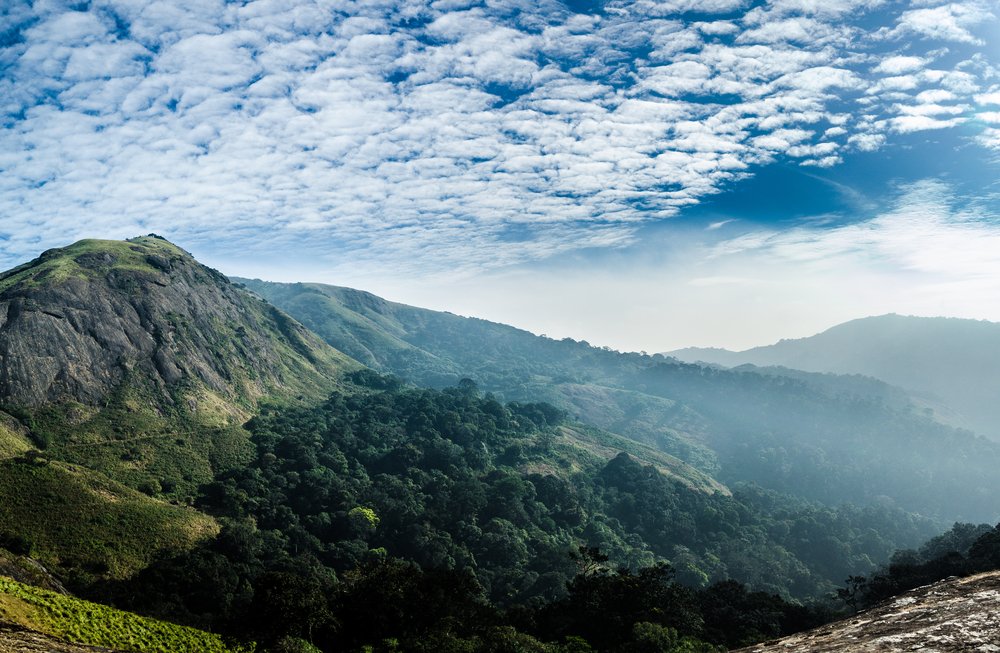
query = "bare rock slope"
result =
(737, 571, 1000, 652)
(0, 624, 118, 653)
(0, 235, 354, 410)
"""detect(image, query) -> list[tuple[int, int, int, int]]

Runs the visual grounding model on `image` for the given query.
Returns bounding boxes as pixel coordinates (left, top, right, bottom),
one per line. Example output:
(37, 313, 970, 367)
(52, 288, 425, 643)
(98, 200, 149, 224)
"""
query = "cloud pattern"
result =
(0, 0, 997, 275)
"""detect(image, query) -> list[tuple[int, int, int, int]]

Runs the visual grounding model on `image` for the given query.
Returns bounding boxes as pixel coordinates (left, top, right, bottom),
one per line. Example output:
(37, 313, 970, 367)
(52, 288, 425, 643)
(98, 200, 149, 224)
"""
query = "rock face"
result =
(0, 236, 353, 409)
(736, 572, 1000, 652)
(0, 624, 119, 653)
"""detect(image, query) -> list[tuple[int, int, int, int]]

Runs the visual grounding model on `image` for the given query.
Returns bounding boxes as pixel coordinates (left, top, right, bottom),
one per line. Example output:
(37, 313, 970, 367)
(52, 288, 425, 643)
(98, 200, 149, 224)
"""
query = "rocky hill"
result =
(0, 237, 360, 580)
(0, 236, 354, 410)
(737, 571, 1000, 652)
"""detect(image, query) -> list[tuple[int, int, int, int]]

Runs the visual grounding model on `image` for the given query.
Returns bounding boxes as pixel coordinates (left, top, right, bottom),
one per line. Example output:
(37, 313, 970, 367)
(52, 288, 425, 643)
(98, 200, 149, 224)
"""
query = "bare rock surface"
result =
(737, 571, 1000, 652)
(0, 236, 352, 410)
(0, 623, 118, 653)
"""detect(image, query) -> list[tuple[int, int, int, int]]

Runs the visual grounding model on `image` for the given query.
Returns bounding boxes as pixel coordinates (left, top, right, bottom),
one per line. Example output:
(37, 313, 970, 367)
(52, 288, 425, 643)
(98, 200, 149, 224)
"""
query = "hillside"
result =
(0, 237, 358, 498)
(0, 237, 363, 586)
(736, 571, 1000, 652)
(235, 279, 1000, 523)
(0, 575, 246, 652)
(668, 314, 1000, 440)
(0, 236, 353, 409)
(0, 239, 982, 652)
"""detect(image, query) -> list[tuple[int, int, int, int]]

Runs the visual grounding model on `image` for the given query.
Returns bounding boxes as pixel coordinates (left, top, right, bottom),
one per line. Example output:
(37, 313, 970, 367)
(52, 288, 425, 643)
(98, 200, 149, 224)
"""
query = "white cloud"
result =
(891, 114, 964, 132)
(0, 0, 996, 280)
(713, 180, 1000, 280)
(978, 91, 1000, 105)
(874, 55, 927, 75)
(894, 2, 995, 45)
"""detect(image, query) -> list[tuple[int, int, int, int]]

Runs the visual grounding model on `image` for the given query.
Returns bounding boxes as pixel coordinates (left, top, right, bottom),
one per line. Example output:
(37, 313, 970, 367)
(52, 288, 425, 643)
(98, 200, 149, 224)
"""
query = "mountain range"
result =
(236, 278, 1000, 522)
(667, 314, 1000, 440)
(0, 237, 995, 652)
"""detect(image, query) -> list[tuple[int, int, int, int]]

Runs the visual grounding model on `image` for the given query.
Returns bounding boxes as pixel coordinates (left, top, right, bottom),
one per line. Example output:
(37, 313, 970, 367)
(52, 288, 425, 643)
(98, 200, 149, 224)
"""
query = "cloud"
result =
(891, 114, 964, 133)
(0, 0, 996, 280)
(893, 2, 995, 45)
(713, 179, 1000, 279)
(874, 56, 927, 75)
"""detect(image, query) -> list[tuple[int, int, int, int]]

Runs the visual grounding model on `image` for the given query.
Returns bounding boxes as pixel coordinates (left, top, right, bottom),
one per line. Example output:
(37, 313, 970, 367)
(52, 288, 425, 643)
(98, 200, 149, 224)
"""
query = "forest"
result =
(68, 370, 964, 652)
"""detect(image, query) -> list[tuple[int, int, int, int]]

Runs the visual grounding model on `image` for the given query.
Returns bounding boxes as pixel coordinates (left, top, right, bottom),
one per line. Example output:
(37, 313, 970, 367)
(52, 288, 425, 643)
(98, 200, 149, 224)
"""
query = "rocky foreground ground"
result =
(738, 571, 1000, 652)
(0, 624, 118, 653)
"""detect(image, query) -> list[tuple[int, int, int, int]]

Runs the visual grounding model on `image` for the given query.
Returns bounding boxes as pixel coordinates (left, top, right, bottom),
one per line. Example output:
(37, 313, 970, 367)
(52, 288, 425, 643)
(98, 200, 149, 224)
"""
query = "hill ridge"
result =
(667, 313, 1000, 439)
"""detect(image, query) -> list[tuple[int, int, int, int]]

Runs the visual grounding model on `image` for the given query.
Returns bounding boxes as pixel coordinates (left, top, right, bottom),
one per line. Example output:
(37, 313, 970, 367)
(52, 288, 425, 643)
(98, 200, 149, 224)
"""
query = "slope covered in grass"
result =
(0, 576, 249, 653)
(0, 457, 217, 582)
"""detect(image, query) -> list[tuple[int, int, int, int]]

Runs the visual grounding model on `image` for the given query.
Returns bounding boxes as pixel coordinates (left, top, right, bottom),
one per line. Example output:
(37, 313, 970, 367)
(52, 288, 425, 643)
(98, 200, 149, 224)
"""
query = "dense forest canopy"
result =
(77, 372, 942, 651)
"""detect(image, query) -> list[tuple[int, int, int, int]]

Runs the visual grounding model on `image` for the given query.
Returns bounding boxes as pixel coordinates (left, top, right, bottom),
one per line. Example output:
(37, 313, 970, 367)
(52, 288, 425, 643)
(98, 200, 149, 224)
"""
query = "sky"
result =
(2, 0, 1000, 351)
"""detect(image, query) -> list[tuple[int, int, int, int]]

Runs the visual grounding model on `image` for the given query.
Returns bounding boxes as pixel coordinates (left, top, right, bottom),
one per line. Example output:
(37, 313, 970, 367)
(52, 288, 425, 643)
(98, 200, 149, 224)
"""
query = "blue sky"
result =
(2, 0, 999, 350)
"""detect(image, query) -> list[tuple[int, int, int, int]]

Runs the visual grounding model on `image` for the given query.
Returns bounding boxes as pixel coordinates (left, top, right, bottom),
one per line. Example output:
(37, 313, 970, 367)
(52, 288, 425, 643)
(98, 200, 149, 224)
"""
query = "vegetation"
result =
(0, 575, 249, 652)
(838, 522, 1000, 611)
(0, 457, 217, 583)
(66, 374, 937, 652)
(0, 236, 192, 292)
(237, 279, 1000, 523)
(0, 241, 988, 652)
(0, 236, 359, 502)
(12, 378, 257, 501)
(0, 412, 31, 458)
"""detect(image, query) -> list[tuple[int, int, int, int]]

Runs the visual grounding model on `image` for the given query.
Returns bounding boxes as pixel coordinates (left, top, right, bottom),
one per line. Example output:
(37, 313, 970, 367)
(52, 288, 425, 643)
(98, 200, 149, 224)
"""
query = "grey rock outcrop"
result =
(0, 236, 352, 409)
(737, 571, 1000, 652)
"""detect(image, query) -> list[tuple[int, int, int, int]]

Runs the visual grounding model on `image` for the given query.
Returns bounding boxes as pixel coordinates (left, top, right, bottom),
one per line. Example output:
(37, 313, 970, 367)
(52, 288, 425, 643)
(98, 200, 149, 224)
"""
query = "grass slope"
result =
(0, 413, 30, 459)
(0, 457, 217, 582)
(0, 576, 249, 652)
(547, 424, 729, 496)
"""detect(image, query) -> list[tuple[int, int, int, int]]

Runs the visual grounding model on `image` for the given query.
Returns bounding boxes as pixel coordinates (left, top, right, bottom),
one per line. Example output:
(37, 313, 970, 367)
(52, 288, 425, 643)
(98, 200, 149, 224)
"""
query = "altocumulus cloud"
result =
(0, 0, 998, 276)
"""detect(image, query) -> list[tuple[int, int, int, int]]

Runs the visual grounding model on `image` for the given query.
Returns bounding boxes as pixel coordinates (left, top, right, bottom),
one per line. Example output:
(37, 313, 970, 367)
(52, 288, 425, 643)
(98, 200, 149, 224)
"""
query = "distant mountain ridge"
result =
(667, 314, 1000, 439)
(235, 278, 1000, 523)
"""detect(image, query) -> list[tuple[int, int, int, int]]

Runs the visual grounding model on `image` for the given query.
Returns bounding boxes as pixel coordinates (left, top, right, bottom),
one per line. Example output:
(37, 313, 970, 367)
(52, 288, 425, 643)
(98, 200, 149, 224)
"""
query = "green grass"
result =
(0, 236, 188, 292)
(552, 424, 730, 495)
(0, 457, 217, 581)
(0, 419, 30, 459)
(0, 575, 252, 652)
(23, 378, 257, 500)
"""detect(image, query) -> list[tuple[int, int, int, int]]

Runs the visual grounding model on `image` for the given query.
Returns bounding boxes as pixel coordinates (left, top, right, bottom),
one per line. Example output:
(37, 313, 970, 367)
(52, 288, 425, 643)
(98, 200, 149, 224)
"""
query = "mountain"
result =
(0, 238, 991, 652)
(667, 314, 1000, 439)
(736, 570, 1000, 652)
(0, 236, 354, 410)
(0, 237, 357, 496)
(235, 279, 1000, 523)
(0, 237, 363, 584)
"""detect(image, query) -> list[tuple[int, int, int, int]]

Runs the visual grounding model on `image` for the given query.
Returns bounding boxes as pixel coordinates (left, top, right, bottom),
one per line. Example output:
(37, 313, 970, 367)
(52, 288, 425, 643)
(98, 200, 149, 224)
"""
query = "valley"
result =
(0, 237, 995, 652)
